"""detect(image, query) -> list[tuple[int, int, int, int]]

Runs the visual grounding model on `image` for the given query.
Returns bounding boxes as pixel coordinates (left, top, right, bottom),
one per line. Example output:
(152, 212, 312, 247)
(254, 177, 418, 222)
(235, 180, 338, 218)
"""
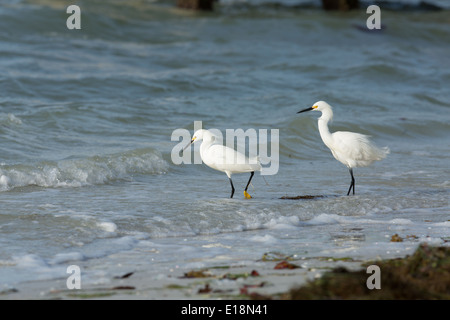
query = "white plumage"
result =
(298, 101, 389, 195)
(183, 129, 261, 199)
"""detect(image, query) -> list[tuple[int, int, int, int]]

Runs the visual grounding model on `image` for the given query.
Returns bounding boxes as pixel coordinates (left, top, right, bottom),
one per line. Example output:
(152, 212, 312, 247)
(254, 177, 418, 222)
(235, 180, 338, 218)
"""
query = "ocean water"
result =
(0, 0, 449, 291)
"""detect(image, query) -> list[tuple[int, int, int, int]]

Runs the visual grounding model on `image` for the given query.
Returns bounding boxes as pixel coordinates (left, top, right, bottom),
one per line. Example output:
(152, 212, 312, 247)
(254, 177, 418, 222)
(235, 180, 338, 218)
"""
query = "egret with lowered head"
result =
(297, 101, 389, 195)
(183, 129, 261, 199)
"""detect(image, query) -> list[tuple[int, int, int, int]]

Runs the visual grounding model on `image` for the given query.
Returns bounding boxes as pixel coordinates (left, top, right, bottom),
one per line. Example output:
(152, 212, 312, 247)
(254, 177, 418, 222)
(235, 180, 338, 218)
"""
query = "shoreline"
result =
(2, 243, 448, 300)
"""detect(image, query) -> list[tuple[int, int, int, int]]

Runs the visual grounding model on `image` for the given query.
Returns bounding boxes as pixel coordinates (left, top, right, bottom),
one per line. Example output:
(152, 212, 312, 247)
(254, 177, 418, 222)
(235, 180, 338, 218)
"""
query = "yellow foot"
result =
(244, 191, 252, 199)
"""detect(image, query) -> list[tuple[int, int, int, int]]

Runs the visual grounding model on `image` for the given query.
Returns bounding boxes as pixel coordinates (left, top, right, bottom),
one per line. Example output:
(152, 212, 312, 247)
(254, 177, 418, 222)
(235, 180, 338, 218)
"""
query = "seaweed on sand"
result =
(282, 244, 450, 300)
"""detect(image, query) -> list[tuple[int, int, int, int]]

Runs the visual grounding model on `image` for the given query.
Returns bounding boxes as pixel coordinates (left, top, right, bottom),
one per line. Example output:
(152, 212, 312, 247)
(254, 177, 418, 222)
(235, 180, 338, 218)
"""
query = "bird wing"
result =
(332, 131, 389, 167)
(204, 145, 261, 173)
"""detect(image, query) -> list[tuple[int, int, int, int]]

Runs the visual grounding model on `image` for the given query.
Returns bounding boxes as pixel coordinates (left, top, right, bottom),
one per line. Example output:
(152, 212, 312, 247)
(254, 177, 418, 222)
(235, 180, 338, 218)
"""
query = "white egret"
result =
(183, 129, 261, 199)
(297, 101, 389, 195)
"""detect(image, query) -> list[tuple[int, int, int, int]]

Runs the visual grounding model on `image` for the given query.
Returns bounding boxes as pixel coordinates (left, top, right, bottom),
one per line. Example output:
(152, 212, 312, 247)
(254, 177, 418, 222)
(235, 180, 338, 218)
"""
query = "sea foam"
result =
(0, 148, 168, 192)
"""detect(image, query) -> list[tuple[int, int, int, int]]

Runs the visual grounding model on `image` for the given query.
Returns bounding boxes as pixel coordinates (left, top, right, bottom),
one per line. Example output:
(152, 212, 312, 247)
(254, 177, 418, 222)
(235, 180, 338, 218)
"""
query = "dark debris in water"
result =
(113, 272, 134, 279)
(111, 286, 135, 290)
(274, 261, 300, 270)
(280, 195, 324, 200)
(390, 233, 403, 242)
(281, 244, 450, 300)
(197, 284, 212, 294)
(180, 270, 213, 278)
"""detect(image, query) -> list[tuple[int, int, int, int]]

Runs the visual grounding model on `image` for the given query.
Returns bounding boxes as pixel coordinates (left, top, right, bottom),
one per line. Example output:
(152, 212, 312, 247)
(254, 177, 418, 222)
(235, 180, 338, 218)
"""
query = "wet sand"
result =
(3, 244, 447, 300)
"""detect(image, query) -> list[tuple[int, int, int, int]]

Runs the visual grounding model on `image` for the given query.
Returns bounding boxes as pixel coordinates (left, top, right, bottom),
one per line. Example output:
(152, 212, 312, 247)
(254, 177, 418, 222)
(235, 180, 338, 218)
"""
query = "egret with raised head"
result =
(297, 101, 389, 195)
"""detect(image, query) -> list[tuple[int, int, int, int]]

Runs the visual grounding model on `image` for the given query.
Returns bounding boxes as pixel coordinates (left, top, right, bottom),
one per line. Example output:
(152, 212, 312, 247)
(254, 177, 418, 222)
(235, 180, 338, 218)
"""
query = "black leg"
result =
(245, 171, 255, 192)
(229, 178, 235, 198)
(243, 171, 255, 199)
(347, 168, 355, 196)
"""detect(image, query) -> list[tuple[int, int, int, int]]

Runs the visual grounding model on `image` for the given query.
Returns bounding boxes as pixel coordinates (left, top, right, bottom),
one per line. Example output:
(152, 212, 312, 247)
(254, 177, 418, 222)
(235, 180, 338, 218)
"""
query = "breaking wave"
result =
(0, 148, 168, 191)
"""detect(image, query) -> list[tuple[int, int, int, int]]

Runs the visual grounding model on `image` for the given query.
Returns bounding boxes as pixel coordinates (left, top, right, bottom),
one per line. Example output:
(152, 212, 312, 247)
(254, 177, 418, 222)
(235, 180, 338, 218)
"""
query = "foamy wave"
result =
(0, 113, 23, 125)
(0, 148, 168, 191)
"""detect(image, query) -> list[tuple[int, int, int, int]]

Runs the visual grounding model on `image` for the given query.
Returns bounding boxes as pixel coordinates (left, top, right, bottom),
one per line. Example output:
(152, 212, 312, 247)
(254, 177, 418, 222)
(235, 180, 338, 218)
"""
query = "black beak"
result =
(297, 107, 314, 114)
(182, 139, 194, 153)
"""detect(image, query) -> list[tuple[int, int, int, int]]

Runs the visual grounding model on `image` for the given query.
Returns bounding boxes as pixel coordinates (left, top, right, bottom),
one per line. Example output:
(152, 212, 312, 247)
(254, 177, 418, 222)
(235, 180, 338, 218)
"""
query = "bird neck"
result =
(318, 116, 333, 147)
(199, 136, 215, 154)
